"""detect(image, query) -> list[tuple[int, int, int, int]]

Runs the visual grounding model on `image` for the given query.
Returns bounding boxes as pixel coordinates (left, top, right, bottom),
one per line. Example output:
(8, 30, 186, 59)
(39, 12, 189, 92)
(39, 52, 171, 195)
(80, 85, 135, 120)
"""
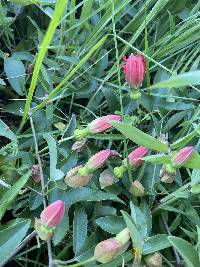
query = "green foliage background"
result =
(1, 0, 200, 266)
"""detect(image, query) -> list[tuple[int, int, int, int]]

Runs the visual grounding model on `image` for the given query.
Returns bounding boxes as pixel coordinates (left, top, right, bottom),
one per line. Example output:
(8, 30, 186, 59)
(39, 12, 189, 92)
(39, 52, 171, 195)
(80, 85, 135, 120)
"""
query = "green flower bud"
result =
(145, 252, 162, 267)
(129, 180, 144, 197)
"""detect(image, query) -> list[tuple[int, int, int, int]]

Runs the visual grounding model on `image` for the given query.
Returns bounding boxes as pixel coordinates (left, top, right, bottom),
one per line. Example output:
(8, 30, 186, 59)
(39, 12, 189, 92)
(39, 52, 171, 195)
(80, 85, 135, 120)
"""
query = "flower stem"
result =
(30, 116, 53, 267)
(56, 257, 95, 267)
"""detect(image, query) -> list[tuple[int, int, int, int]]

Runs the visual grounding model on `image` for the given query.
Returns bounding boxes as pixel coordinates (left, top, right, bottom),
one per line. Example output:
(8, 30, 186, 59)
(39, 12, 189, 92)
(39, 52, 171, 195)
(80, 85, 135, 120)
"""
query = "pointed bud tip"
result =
(40, 200, 65, 227)
(172, 146, 193, 168)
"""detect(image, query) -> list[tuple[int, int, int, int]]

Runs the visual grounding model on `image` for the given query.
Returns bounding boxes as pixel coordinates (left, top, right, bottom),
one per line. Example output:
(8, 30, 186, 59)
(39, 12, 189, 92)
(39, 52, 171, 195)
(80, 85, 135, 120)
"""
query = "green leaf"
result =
(142, 234, 171, 254)
(53, 212, 69, 245)
(0, 78, 5, 86)
(110, 121, 168, 152)
(168, 236, 200, 267)
(95, 216, 126, 234)
(73, 204, 88, 256)
(183, 151, 200, 169)
(10, 0, 38, 4)
(43, 133, 64, 180)
(62, 188, 124, 209)
(142, 154, 171, 164)
(20, 0, 68, 129)
(164, 111, 188, 131)
(0, 119, 17, 142)
(150, 71, 200, 89)
(0, 219, 30, 264)
(0, 171, 31, 220)
(171, 131, 197, 150)
(4, 57, 25, 95)
(121, 210, 143, 251)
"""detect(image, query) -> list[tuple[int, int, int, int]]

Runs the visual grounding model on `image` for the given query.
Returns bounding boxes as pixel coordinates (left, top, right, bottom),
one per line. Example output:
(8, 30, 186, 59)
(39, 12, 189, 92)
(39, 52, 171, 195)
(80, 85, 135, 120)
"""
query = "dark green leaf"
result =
(95, 215, 126, 234)
(0, 219, 30, 264)
(73, 204, 88, 256)
(168, 236, 200, 267)
(143, 234, 171, 254)
(4, 57, 25, 95)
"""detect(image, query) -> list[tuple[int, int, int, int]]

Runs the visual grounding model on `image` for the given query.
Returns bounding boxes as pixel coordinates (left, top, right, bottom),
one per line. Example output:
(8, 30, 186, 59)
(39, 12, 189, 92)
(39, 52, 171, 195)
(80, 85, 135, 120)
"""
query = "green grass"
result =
(0, 0, 200, 266)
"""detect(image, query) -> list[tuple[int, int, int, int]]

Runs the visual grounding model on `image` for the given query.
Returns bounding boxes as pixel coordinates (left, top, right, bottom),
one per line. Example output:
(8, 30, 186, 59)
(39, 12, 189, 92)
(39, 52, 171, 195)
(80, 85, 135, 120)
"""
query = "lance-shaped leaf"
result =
(110, 121, 168, 152)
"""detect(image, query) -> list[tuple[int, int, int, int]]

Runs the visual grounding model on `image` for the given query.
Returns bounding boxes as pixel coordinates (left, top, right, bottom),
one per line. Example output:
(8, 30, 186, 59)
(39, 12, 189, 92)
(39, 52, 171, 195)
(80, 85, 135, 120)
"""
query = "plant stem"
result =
(161, 213, 182, 266)
(30, 116, 53, 267)
(55, 257, 95, 267)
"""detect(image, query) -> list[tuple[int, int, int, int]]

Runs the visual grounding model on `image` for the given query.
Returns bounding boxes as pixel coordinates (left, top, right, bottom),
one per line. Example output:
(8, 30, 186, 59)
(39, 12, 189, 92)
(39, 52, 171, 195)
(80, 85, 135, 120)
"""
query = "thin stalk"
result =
(30, 116, 53, 267)
(56, 257, 95, 267)
(161, 213, 182, 266)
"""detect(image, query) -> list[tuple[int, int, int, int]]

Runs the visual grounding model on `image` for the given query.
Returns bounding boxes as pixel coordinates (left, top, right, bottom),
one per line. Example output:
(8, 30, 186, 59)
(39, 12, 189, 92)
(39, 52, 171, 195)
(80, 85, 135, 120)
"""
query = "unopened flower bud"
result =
(145, 252, 162, 267)
(172, 146, 193, 168)
(78, 149, 112, 176)
(94, 228, 130, 263)
(35, 200, 65, 240)
(88, 115, 121, 134)
(40, 200, 65, 228)
(31, 164, 41, 183)
(160, 165, 176, 184)
(74, 115, 121, 140)
(94, 238, 121, 263)
(121, 53, 146, 88)
(71, 138, 87, 152)
(128, 146, 148, 167)
(99, 169, 115, 189)
(129, 180, 144, 197)
(65, 165, 92, 188)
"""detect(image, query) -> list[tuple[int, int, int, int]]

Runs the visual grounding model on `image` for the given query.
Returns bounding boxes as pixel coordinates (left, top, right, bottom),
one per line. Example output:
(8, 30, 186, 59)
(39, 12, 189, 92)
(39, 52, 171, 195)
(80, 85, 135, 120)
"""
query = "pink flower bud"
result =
(87, 149, 111, 169)
(99, 169, 115, 189)
(94, 228, 130, 263)
(88, 115, 121, 134)
(121, 53, 146, 88)
(40, 200, 65, 228)
(172, 146, 193, 168)
(128, 146, 148, 167)
(78, 149, 112, 176)
(65, 165, 92, 188)
(94, 238, 121, 263)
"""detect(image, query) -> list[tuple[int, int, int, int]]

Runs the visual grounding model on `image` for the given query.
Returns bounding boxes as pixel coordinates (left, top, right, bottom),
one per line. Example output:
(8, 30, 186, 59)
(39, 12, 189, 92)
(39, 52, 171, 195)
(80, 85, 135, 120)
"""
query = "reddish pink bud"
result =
(88, 115, 121, 134)
(172, 146, 193, 168)
(87, 149, 112, 170)
(99, 169, 115, 189)
(128, 146, 148, 167)
(121, 53, 146, 88)
(40, 200, 65, 228)
(94, 228, 130, 263)
(94, 238, 121, 263)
